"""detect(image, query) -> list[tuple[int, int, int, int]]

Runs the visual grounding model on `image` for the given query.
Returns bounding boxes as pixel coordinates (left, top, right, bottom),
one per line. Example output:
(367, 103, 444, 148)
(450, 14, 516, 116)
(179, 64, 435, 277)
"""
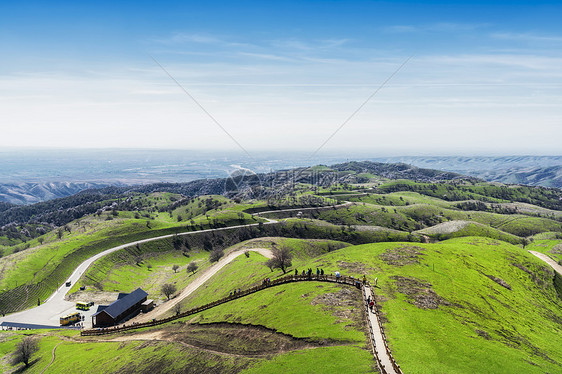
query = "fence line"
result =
(81, 274, 402, 373)
(82, 274, 360, 336)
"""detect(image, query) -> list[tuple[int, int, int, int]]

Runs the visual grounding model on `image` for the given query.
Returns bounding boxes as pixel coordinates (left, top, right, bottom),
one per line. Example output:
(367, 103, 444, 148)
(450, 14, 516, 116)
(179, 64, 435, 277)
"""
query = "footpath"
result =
(81, 274, 403, 373)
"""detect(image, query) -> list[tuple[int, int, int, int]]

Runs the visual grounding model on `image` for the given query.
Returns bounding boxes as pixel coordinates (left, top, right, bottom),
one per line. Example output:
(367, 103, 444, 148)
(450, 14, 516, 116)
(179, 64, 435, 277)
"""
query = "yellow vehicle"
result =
(76, 302, 90, 311)
(60, 312, 81, 326)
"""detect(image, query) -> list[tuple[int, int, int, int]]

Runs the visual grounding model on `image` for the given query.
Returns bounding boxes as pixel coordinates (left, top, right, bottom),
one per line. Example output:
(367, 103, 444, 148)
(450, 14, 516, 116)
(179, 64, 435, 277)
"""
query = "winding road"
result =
(0, 220, 277, 327)
(0, 202, 352, 327)
(3, 197, 559, 373)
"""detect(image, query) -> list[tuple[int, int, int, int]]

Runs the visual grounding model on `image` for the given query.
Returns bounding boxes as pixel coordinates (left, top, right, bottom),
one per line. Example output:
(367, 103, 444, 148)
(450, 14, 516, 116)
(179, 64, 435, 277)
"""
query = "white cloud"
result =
(491, 32, 562, 43)
(383, 22, 487, 34)
(1, 47, 561, 154)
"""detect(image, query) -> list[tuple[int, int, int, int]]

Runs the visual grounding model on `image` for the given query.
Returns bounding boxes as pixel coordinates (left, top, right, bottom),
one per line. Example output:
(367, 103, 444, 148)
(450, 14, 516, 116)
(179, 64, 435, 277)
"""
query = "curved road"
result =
(130, 247, 273, 324)
(0, 220, 276, 327)
(0, 203, 349, 327)
(529, 251, 562, 276)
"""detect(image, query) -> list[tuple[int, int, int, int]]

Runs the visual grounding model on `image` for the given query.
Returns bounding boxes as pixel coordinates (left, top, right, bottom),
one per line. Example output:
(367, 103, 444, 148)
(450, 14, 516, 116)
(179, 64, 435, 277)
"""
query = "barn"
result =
(91, 288, 148, 327)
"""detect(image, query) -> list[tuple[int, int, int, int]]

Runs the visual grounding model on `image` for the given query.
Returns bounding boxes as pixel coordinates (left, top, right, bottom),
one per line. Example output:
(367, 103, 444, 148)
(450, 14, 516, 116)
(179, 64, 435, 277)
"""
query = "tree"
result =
(161, 283, 177, 300)
(265, 247, 293, 274)
(186, 262, 198, 274)
(11, 336, 39, 368)
(172, 235, 183, 250)
(209, 248, 224, 263)
(37, 237, 44, 245)
(172, 264, 179, 273)
(244, 250, 250, 258)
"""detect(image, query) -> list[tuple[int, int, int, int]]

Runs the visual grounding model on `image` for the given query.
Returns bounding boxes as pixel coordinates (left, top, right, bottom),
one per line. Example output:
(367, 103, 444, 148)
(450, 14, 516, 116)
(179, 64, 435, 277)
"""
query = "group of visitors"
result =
(295, 268, 325, 278)
(262, 278, 272, 286)
(229, 288, 242, 297)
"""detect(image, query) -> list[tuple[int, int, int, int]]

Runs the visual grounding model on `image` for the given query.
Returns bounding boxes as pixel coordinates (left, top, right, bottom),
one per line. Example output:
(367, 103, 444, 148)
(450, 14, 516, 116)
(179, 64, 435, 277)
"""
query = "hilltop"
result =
(0, 160, 561, 373)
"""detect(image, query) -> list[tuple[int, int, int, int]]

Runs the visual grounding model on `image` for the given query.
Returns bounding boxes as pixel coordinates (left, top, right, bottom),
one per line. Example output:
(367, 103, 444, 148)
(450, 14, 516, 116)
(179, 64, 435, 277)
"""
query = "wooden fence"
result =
(81, 274, 403, 373)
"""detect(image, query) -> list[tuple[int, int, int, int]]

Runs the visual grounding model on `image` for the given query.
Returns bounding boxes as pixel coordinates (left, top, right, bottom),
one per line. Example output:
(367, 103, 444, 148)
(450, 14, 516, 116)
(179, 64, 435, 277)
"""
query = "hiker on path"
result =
(295, 269, 298, 276)
(335, 271, 340, 282)
(369, 300, 374, 312)
(362, 275, 367, 285)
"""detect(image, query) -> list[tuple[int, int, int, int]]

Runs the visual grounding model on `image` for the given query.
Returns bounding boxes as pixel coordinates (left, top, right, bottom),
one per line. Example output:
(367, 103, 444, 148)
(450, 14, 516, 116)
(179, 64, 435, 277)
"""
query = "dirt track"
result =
(529, 251, 562, 276)
(130, 248, 273, 323)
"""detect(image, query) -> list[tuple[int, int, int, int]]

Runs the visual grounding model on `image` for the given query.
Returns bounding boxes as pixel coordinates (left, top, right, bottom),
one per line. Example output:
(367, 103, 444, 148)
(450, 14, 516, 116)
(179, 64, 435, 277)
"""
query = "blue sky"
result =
(1, 0, 561, 156)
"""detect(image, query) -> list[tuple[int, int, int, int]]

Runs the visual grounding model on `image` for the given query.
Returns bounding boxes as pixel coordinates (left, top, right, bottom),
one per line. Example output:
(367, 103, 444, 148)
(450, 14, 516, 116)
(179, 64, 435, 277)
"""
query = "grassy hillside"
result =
(308, 237, 562, 373)
(1, 162, 562, 373)
(416, 220, 523, 244)
(0, 199, 263, 314)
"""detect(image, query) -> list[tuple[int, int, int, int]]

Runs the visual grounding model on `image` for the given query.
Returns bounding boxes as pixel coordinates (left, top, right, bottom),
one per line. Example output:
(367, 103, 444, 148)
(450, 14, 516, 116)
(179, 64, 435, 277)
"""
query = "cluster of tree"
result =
(455, 201, 489, 211)
(377, 181, 562, 211)
(330, 161, 464, 182)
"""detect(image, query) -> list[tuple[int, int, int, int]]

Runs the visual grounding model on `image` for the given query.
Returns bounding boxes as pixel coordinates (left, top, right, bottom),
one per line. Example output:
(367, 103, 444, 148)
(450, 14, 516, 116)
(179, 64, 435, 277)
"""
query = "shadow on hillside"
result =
(12, 358, 41, 373)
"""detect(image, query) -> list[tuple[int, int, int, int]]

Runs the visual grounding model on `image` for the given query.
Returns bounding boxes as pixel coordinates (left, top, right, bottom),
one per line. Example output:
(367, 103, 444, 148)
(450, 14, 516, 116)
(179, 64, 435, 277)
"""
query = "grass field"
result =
(417, 220, 523, 245)
(1, 175, 561, 373)
(307, 237, 562, 373)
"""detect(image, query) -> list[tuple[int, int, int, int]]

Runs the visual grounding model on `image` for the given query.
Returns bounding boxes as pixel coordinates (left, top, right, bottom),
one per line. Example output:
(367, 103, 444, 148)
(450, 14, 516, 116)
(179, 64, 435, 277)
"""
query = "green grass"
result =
(376, 180, 562, 211)
(0, 330, 255, 374)
(417, 221, 523, 245)
(175, 249, 366, 343)
(313, 199, 562, 240)
(233, 237, 351, 260)
(0, 204, 264, 313)
(241, 346, 376, 373)
(182, 281, 366, 343)
(74, 249, 210, 299)
(305, 237, 562, 373)
(340, 191, 453, 208)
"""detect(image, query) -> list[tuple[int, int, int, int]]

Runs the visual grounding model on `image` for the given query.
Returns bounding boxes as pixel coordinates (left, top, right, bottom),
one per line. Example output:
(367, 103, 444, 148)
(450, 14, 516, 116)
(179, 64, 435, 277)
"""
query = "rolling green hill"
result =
(1, 161, 562, 373)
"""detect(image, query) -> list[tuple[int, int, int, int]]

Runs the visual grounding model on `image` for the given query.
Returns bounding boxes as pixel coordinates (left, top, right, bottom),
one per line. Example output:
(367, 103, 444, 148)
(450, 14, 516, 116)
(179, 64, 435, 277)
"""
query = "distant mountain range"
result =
(0, 182, 126, 205)
(0, 153, 560, 205)
(371, 156, 562, 189)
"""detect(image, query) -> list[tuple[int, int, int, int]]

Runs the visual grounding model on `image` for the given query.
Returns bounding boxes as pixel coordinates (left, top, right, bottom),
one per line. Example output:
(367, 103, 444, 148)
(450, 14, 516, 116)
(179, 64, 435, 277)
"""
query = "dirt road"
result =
(529, 251, 562, 276)
(131, 248, 273, 323)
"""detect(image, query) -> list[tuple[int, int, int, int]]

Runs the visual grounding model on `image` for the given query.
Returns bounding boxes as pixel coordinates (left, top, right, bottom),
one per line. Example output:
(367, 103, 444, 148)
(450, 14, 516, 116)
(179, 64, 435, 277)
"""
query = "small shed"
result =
(141, 299, 154, 313)
(92, 288, 148, 327)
